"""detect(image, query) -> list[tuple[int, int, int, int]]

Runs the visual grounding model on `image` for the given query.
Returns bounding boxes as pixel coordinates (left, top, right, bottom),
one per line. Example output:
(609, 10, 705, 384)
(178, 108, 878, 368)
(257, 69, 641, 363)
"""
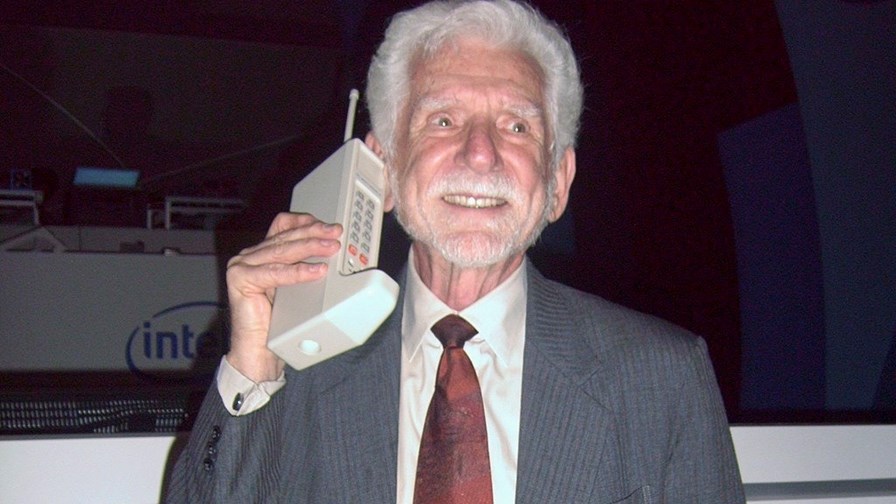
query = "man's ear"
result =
(365, 132, 394, 212)
(547, 147, 576, 223)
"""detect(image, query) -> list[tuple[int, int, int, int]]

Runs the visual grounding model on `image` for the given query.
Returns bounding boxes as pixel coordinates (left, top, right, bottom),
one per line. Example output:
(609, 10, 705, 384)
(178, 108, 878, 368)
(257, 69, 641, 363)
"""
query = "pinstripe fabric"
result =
(516, 271, 744, 503)
(165, 263, 744, 503)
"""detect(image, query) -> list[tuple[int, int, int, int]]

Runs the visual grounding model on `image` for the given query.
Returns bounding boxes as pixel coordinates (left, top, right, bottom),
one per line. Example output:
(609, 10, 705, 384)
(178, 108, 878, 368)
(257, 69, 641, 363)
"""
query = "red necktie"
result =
(414, 315, 493, 504)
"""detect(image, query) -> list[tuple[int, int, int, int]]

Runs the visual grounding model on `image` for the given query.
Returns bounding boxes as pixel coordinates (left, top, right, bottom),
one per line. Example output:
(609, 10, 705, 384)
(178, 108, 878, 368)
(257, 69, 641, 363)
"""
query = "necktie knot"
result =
(431, 314, 478, 349)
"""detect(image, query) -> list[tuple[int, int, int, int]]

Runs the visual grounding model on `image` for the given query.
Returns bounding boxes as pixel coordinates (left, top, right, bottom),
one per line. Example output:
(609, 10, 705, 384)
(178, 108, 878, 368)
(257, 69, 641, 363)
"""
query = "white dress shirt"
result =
(397, 253, 527, 504)
(217, 253, 527, 503)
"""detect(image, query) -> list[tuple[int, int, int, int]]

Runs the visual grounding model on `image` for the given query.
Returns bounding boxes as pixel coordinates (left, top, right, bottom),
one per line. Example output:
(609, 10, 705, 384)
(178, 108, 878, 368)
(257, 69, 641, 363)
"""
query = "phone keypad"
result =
(343, 183, 380, 274)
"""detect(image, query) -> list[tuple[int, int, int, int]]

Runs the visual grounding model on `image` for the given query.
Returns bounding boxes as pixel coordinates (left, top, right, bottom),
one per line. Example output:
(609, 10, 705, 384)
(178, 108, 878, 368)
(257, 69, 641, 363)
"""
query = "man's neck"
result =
(411, 243, 525, 311)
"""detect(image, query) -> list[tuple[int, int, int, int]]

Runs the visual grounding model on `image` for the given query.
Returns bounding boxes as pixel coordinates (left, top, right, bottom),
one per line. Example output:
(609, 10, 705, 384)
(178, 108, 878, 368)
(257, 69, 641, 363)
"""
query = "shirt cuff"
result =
(216, 356, 286, 416)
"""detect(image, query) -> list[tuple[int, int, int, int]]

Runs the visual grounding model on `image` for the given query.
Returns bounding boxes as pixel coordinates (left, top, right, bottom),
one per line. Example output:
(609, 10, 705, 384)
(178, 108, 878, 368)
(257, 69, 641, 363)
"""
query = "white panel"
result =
(0, 250, 223, 371)
(0, 435, 178, 504)
(2, 426, 895, 503)
(733, 425, 896, 483)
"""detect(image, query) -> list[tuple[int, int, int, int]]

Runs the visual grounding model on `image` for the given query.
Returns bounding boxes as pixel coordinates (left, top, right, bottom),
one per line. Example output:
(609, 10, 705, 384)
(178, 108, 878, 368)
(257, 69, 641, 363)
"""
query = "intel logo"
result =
(126, 301, 227, 379)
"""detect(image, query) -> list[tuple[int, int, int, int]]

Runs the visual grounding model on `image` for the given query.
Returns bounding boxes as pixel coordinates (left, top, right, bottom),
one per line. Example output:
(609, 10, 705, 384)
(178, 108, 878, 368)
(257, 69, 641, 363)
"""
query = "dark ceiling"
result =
(3, 1, 349, 47)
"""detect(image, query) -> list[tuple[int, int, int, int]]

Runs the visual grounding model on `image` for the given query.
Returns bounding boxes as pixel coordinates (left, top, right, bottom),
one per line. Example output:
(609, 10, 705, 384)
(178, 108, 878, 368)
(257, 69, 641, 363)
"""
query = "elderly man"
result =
(167, 1, 744, 502)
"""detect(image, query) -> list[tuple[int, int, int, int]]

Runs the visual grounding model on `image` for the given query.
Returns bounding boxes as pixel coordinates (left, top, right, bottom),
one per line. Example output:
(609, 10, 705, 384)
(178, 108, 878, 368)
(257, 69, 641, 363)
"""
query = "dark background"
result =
(2, 0, 894, 422)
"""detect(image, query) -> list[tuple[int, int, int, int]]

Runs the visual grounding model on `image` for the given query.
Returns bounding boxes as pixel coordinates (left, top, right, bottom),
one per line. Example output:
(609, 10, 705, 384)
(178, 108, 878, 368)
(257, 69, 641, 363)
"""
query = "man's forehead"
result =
(407, 40, 546, 108)
(416, 36, 540, 74)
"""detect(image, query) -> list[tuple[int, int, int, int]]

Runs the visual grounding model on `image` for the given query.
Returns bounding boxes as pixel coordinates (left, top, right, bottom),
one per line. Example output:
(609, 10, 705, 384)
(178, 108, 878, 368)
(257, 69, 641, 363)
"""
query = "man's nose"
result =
(458, 120, 500, 173)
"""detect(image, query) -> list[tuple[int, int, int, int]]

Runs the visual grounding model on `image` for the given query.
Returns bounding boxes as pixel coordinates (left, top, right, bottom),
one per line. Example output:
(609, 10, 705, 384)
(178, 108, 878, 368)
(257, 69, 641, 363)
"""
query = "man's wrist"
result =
(217, 356, 286, 416)
(224, 344, 285, 383)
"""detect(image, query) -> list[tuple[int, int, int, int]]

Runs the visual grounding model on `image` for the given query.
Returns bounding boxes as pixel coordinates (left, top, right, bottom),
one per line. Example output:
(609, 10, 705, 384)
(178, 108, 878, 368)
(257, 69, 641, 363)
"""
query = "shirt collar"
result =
(401, 249, 528, 366)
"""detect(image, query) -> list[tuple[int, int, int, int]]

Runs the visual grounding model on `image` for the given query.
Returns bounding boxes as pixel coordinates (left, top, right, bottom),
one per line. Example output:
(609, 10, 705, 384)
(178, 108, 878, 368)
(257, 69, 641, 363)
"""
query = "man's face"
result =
(380, 38, 573, 268)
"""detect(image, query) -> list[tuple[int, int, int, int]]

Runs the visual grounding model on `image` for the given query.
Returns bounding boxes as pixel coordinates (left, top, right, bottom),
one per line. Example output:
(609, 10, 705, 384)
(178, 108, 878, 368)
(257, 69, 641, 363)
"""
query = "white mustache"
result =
(428, 174, 520, 203)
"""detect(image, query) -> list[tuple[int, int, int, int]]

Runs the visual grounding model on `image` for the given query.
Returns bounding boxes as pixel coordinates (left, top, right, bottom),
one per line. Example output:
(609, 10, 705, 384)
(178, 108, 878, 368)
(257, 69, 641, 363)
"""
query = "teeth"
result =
(443, 194, 505, 208)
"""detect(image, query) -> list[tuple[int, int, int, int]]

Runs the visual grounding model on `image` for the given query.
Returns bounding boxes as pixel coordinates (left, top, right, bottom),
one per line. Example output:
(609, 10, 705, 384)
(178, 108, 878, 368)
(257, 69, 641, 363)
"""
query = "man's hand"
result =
(225, 212, 342, 382)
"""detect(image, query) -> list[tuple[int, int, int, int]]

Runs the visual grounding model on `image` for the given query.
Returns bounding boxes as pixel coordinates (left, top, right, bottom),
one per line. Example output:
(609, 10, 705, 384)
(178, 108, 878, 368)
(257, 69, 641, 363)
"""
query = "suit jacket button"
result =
(211, 425, 222, 441)
(203, 457, 214, 472)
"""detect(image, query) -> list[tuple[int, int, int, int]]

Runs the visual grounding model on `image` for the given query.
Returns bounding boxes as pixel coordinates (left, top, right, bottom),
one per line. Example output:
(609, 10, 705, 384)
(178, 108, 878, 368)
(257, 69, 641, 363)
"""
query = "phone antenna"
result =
(343, 88, 360, 142)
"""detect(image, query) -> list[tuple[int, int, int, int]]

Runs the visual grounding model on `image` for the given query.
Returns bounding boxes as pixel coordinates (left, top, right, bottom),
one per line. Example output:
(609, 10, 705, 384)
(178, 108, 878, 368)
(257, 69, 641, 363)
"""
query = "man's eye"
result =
(510, 122, 527, 133)
(435, 117, 452, 127)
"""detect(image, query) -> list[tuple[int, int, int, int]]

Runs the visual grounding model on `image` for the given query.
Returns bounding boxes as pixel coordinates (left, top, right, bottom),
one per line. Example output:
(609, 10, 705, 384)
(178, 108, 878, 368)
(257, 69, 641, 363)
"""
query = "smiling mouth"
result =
(443, 194, 507, 209)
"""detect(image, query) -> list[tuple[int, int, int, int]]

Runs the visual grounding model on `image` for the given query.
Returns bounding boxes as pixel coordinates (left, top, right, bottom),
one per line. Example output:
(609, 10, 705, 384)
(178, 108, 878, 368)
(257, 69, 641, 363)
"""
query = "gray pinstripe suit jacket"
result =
(166, 264, 745, 503)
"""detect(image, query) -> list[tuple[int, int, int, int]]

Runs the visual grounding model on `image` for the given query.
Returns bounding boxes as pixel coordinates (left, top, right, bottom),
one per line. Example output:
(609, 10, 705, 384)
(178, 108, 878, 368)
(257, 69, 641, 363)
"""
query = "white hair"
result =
(365, 0, 584, 168)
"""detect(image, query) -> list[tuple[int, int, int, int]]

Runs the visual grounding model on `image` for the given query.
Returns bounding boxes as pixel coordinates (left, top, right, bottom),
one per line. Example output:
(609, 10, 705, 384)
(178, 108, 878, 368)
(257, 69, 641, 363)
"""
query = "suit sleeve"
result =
(164, 371, 292, 503)
(662, 338, 745, 503)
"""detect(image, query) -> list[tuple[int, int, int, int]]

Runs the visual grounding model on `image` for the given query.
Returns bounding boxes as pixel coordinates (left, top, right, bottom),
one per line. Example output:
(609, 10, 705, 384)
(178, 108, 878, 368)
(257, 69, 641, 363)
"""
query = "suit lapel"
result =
(515, 267, 619, 503)
(302, 266, 621, 502)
